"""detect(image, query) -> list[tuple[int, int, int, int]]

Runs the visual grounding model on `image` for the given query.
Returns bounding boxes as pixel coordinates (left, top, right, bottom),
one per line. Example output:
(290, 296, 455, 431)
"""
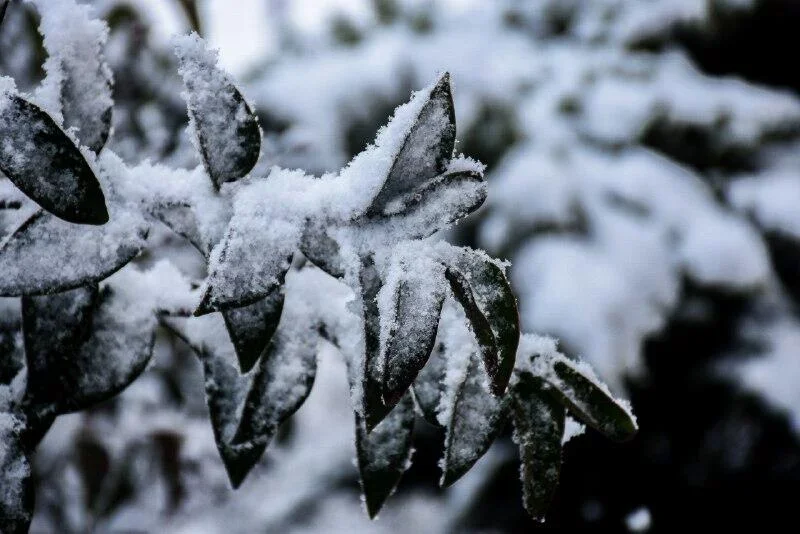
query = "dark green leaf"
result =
(223, 287, 285, 373)
(175, 35, 261, 188)
(0, 208, 148, 296)
(445, 249, 519, 396)
(511, 373, 565, 523)
(0, 94, 108, 224)
(368, 72, 455, 213)
(356, 392, 415, 519)
(22, 285, 99, 409)
(0, 415, 34, 534)
(547, 359, 638, 442)
(441, 352, 509, 486)
(381, 260, 445, 408)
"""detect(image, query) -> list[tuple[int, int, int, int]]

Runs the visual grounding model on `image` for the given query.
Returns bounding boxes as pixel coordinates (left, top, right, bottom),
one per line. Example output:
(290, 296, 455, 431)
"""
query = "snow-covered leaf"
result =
(441, 352, 509, 487)
(0, 415, 33, 534)
(153, 202, 207, 255)
(174, 33, 260, 188)
(511, 373, 565, 523)
(222, 288, 285, 373)
(22, 285, 99, 410)
(0, 94, 108, 224)
(0, 208, 148, 296)
(368, 72, 455, 214)
(359, 255, 391, 432)
(412, 340, 447, 426)
(195, 212, 297, 315)
(547, 358, 638, 442)
(299, 219, 345, 278)
(355, 392, 415, 519)
(444, 249, 519, 396)
(373, 169, 487, 240)
(380, 256, 445, 407)
(168, 311, 318, 488)
(33, 0, 114, 153)
(27, 285, 155, 416)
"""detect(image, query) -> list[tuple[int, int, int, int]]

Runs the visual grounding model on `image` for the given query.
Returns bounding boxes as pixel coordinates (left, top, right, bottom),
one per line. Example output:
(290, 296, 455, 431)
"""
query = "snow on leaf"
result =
(548, 358, 638, 442)
(174, 33, 261, 188)
(0, 93, 108, 224)
(368, 72, 455, 214)
(444, 248, 519, 396)
(167, 303, 318, 488)
(31, 284, 156, 417)
(379, 253, 445, 408)
(359, 255, 391, 432)
(0, 207, 148, 296)
(31, 0, 113, 153)
(371, 169, 487, 240)
(222, 287, 285, 374)
(412, 340, 447, 426)
(511, 373, 565, 523)
(0, 415, 33, 534)
(300, 219, 345, 278)
(195, 198, 298, 315)
(355, 391, 415, 519)
(441, 351, 509, 487)
(22, 285, 100, 411)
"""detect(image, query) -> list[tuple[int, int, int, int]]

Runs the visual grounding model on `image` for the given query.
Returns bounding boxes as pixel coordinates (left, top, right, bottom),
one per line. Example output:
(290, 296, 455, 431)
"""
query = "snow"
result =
(625, 507, 652, 532)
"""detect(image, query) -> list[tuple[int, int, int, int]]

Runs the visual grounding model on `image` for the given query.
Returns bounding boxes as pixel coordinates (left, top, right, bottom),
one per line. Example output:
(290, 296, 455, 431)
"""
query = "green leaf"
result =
(441, 352, 509, 486)
(368, 72, 455, 213)
(356, 392, 415, 519)
(381, 257, 445, 408)
(547, 358, 638, 442)
(0, 208, 148, 296)
(511, 373, 565, 523)
(444, 249, 519, 396)
(0, 415, 34, 534)
(0, 94, 109, 224)
(175, 34, 261, 188)
(22, 285, 100, 409)
(26, 286, 155, 417)
(222, 288, 285, 374)
(411, 340, 446, 427)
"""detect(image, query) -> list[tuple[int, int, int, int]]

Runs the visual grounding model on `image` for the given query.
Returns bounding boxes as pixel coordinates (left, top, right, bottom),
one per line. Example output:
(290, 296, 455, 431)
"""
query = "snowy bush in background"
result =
(2, 0, 800, 531)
